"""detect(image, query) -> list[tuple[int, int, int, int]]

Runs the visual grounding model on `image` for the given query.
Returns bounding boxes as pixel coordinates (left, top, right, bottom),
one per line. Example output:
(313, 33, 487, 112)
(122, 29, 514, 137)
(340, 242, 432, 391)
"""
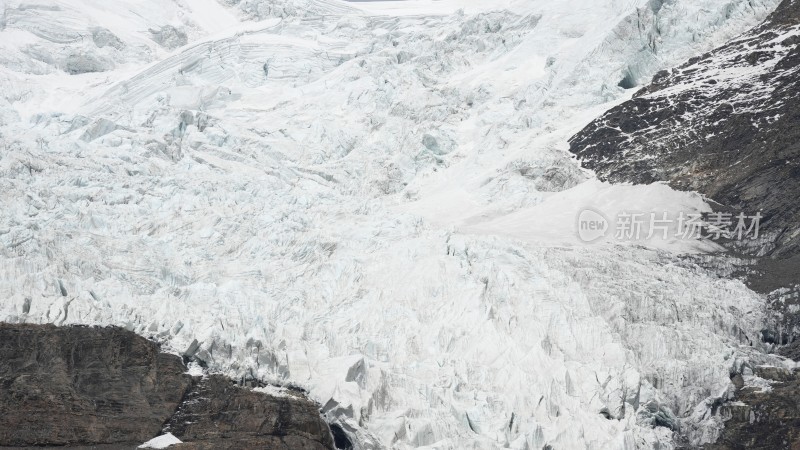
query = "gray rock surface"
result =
(701, 367, 800, 450)
(165, 375, 336, 449)
(569, 0, 800, 291)
(568, 1, 800, 446)
(0, 323, 335, 449)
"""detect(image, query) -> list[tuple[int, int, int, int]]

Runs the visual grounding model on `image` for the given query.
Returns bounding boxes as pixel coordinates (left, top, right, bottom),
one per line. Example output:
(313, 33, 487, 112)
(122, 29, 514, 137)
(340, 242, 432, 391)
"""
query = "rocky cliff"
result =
(569, 0, 800, 291)
(0, 323, 335, 449)
(569, 0, 800, 447)
(703, 366, 800, 450)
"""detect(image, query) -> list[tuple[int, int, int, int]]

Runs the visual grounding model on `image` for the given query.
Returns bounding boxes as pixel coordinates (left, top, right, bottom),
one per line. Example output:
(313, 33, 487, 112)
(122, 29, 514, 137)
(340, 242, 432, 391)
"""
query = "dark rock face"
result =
(704, 367, 800, 450)
(165, 375, 335, 450)
(569, 0, 800, 289)
(0, 323, 192, 447)
(568, 1, 800, 446)
(0, 323, 335, 449)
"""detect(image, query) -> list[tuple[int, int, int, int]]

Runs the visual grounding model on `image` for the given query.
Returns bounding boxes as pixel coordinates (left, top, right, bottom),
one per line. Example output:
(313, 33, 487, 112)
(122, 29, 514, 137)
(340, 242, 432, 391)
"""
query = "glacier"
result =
(0, 0, 791, 448)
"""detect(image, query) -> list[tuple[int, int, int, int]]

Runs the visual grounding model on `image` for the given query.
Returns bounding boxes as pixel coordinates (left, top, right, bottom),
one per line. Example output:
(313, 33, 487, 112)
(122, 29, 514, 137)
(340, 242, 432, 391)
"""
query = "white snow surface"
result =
(139, 433, 183, 449)
(0, 0, 784, 448)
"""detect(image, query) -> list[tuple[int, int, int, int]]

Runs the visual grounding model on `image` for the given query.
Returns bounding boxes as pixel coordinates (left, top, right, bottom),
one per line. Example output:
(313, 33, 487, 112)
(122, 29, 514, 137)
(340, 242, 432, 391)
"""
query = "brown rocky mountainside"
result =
(569, 0, 800, 448)
(569, 0, 800, 292)
(0, 323, 336, 449)
(701, 366, 800, 450)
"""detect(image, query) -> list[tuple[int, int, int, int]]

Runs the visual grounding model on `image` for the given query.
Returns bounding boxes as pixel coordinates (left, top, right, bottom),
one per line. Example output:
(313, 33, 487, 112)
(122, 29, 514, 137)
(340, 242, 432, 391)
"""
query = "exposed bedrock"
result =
(700, 366, 800, 450)
(0, 323, 335, 449)
(569, 0, 800, 292)
(569, 1, 800, 447)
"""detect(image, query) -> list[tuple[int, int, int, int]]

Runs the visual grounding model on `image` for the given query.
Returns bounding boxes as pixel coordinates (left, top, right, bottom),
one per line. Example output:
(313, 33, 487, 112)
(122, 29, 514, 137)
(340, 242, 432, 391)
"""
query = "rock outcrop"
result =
(0, 323, 335, 449)
(569, 0, 800, 291)
(568, 1, 800, 447)
(704, 367, 800, 450)
(165, 375, 336, 450)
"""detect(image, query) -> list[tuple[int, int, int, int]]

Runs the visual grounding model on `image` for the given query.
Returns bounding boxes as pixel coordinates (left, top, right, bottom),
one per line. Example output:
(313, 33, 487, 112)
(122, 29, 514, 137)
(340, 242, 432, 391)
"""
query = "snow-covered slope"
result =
(570, 0, 800, 266)
(0, 0, 788, 448)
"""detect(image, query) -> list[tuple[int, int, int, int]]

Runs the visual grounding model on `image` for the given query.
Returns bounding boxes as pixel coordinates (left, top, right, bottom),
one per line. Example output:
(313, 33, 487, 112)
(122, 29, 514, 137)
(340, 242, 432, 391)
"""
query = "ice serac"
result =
(568, 0, 800, 445)
(0, 0, 789, 448)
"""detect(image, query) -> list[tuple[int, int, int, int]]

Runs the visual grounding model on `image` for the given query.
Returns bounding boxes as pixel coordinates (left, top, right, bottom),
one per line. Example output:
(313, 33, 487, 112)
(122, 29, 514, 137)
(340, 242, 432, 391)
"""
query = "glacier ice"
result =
(0, 0, 789, 448)
(139, 433, 183, 449)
